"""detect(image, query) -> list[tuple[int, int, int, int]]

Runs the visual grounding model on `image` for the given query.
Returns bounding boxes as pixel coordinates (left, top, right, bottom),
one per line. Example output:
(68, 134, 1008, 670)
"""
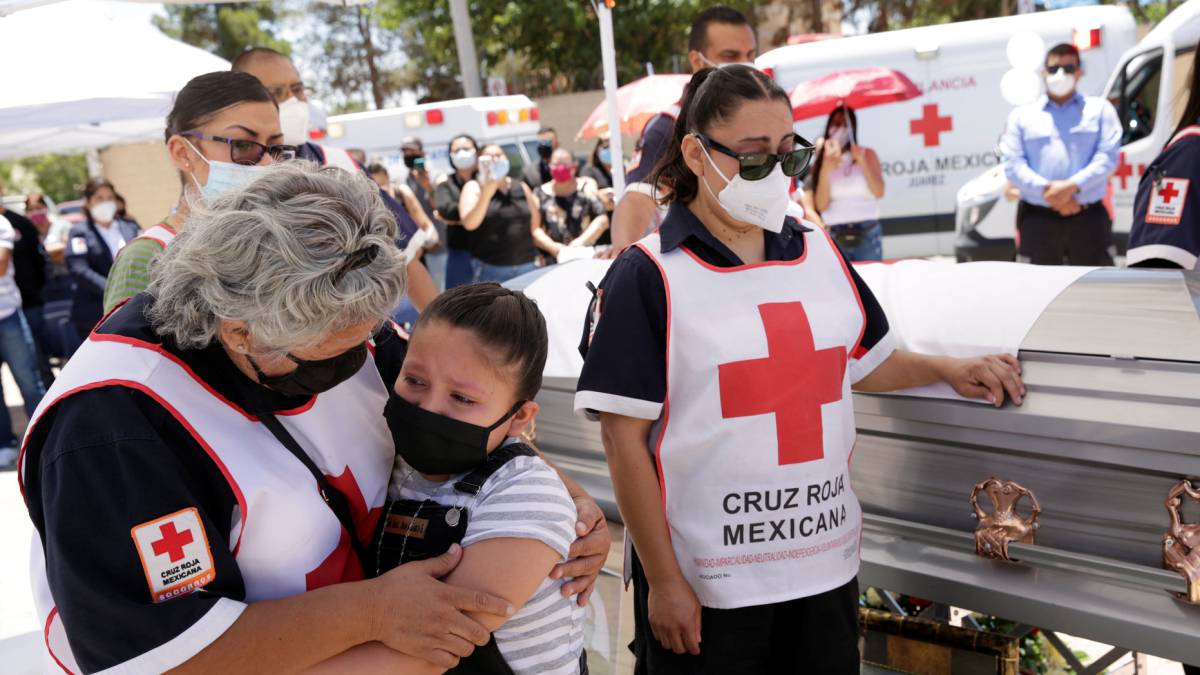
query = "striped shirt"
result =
(102, 234, 163, 314)
(389, 449, 585, 674)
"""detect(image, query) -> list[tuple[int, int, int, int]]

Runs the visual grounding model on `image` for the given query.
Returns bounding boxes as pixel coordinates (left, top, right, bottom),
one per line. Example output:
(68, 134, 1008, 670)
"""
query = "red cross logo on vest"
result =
(151, 522, 194, 563)
(909, 103, 953, 147)
(718, 302, 847, 466)
(1159, 181, 1181, 204)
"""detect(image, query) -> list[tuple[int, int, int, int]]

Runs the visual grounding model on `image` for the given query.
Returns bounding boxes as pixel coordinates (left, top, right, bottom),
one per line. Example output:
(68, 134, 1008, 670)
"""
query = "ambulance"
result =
(322, 95, 542, 180)
(956, 0, 1200, 261)
(757, 5, 1137, 258)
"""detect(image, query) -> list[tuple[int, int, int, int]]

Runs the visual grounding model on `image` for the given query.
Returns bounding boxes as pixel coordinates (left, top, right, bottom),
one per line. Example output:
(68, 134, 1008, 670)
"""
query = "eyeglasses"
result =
(267, 82, 307, 103)
(181, 132, 297, 166)
(1046, 64, 1078, 75)
(696, 132, 814, 180)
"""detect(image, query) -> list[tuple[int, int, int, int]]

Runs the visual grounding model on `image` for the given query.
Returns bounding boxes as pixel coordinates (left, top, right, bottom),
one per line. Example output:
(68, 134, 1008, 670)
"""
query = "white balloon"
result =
(1006, 31, 1046, 71)
(1000, 69, 1044, 107)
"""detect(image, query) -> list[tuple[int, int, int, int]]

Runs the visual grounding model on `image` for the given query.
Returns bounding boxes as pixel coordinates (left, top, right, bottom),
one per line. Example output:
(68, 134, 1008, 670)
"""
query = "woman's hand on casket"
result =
(368, 544, 515, 668)
(649, 576, 703, 655)
(941, 354, 1025, 407)
(552, 494, 612, 606)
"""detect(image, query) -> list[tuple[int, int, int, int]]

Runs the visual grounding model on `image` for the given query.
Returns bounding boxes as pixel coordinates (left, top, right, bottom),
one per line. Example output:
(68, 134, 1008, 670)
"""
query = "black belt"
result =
(1019, 200, 1103, 216)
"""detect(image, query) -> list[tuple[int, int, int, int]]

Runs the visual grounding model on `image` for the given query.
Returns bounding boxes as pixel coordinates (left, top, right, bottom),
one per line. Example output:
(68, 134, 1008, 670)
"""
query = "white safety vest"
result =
(636, 227, 866, 609)
(20, 330, 393, 673)
(134, 223, 177, 250)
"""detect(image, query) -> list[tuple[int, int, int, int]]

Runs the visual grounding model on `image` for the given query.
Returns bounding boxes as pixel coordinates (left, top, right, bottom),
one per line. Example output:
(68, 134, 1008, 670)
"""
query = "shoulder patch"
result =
(1146, 178, 1190, 226)
(131, 507, 216, 603)
(70, 237, 88, 255)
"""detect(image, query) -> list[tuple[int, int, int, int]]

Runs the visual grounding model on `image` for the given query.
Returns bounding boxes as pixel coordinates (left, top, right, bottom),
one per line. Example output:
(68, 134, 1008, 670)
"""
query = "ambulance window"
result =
(1111, 48, 1163, 144)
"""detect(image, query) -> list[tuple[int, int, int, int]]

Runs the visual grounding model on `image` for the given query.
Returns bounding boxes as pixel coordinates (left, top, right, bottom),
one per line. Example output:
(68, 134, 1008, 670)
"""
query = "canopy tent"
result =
(0, 0, 370, 16)
(0, 0, 229, 160)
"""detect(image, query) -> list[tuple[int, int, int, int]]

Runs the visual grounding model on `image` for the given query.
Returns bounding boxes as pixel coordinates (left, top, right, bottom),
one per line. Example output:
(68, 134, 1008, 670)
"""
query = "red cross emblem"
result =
(151, 521, 194, 563)
(718, 302, 846, 466)
(1112, 152, 1133, 190)
(909, 103, 953, 147)
(1159, 181, 1181, 204)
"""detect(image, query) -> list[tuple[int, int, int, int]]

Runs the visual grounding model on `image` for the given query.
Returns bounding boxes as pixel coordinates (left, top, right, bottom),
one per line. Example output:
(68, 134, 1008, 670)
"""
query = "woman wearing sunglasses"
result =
(811, 103, 886, 261)
(576, 65, 1025, 674)
(102, 71, 293, 315)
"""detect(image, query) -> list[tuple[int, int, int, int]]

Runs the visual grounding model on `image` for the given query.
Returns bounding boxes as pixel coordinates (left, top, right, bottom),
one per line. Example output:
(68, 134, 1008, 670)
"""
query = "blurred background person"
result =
(523, 127, 559, 188)
(113, 193, 138, 227)
(811, 104, 885, 261)
(1001, 43, 1120, 266)
(102, 71, 285, 316)
(1127, 47, 1200, 270)
(8, 194, 51, 385)
(0, 183, 47, 469)
(66, 178, 140, 340)
(582, 135, 616, 243)
(434, 133, 481, 289)
(402, 137, 449, 291)
(460, 144, 556, 282)
(537, 147, 610, 265)
(367, 163, 396, 197)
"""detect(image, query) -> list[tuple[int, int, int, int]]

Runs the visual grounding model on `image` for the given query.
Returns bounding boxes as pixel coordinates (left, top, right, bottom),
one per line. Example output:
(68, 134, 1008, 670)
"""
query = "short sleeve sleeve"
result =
(461, 455, 577, 559)
(837, 250, 896, 382)
(1128, 136, 1200, 270)
(26, 388, 247, 674)
(0, 215, 15, 250)
(574, 247, 668, 420)
(584, 194, 606, 219)
(103, 238, 161, 314)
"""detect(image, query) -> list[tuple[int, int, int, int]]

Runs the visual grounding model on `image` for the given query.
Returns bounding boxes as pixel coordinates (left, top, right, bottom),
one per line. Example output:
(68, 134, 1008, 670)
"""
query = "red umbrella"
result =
(789, 67, 921, 121)
(578, 74, 692, 140)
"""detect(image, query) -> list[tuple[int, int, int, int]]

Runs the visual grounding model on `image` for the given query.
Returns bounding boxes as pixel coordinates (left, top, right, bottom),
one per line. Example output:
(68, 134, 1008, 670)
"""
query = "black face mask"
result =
(248, 343, 368, 397)
(403, 154, 424, 169)
(537, 142, 553, 160)
(385, 395, 524, 475)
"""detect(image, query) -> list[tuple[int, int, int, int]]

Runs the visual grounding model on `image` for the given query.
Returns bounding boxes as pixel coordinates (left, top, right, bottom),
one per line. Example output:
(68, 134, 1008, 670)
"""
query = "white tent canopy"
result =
(0, 0, 229, 160)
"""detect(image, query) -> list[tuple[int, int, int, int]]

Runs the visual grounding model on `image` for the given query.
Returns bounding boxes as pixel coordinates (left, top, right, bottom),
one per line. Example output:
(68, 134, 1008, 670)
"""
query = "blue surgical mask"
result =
(451, 149, 478, 170)
(598, 147, 611, 165)
(492, 157, 511, 178)
(186, 139, 269, 200)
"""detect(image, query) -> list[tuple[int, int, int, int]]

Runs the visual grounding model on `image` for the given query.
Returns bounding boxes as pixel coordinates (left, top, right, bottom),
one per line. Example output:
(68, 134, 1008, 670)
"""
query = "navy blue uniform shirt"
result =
(1128, 127, 1200, 269)
(576, 203, 892, 420)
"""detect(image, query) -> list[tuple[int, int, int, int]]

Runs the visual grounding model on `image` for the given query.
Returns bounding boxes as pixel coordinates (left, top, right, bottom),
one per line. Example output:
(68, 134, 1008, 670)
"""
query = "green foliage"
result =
(0, 155, 88, 204)
(375, 0, 755, 100)
(307, 2, 405, 110)
(153, 2, 291, 62)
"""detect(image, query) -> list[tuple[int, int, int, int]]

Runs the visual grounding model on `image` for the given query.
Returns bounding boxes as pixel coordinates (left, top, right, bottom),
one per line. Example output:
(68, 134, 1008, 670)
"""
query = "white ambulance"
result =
(757, 5, 1136, 259)
(322, 95, 542, 180)
(956, 0, 1200, 261)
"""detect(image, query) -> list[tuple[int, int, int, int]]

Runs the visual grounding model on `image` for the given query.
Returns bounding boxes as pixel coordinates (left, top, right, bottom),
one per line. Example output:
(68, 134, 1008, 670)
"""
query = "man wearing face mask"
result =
(606, 6, 757, 256)
(522, 127, 559, 189)
(232, 48, 440, 311)
(401, 137, 449, 291)
(1001, 43, 1122, 266)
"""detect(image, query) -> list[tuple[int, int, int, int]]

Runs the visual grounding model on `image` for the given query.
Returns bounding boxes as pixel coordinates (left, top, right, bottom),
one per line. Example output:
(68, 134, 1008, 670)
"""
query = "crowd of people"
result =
(5, 2, 1200, 674)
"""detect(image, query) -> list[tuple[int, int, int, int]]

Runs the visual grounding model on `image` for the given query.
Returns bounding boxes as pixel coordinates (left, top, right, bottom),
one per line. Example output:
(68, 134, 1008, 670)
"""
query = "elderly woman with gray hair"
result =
(18, 162, 609, 674)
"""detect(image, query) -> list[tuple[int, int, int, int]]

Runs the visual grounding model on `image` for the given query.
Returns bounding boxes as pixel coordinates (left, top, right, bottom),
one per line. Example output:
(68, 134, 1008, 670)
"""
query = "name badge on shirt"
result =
(131, 507, 216, 603)
(70, 237, 88, 255)
(1146, 178, 1190, 226)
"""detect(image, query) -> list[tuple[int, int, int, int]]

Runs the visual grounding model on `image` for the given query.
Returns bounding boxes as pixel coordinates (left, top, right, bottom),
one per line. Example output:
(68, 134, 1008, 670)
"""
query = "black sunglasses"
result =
(696, 132, 814, 181)
(1046, 64, 1079, 75)
(182, 132, 297, 166)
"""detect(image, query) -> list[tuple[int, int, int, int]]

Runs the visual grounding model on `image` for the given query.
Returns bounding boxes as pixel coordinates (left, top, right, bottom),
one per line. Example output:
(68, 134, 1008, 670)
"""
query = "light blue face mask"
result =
(598, 147, 611, 165)
(186, 140, 269, 200)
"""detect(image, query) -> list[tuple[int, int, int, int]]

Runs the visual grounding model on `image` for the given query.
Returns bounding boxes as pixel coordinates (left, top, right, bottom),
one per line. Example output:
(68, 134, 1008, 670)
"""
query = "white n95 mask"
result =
(1045, 70, 1076, 98)
(186, 140, 270, 201)
(278, 97, 311, 146)
(701, 147, 790, 233)
(90, 200, 118, 224)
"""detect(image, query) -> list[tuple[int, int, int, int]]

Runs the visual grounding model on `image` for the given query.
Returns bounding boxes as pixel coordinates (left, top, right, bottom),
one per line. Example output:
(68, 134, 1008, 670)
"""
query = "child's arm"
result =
(599, 412, 702, 656)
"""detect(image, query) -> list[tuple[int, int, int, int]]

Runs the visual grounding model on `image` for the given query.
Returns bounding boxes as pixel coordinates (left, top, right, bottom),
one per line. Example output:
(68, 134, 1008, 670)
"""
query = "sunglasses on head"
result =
(1047, 64, 1079, 75)
(696, 132, 814, 181)
(182, 132, 298, 166)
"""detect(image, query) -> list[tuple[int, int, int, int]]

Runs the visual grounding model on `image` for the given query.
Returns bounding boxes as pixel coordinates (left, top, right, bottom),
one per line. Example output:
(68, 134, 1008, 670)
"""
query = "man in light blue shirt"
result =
(1001, 43, 1122, 265)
